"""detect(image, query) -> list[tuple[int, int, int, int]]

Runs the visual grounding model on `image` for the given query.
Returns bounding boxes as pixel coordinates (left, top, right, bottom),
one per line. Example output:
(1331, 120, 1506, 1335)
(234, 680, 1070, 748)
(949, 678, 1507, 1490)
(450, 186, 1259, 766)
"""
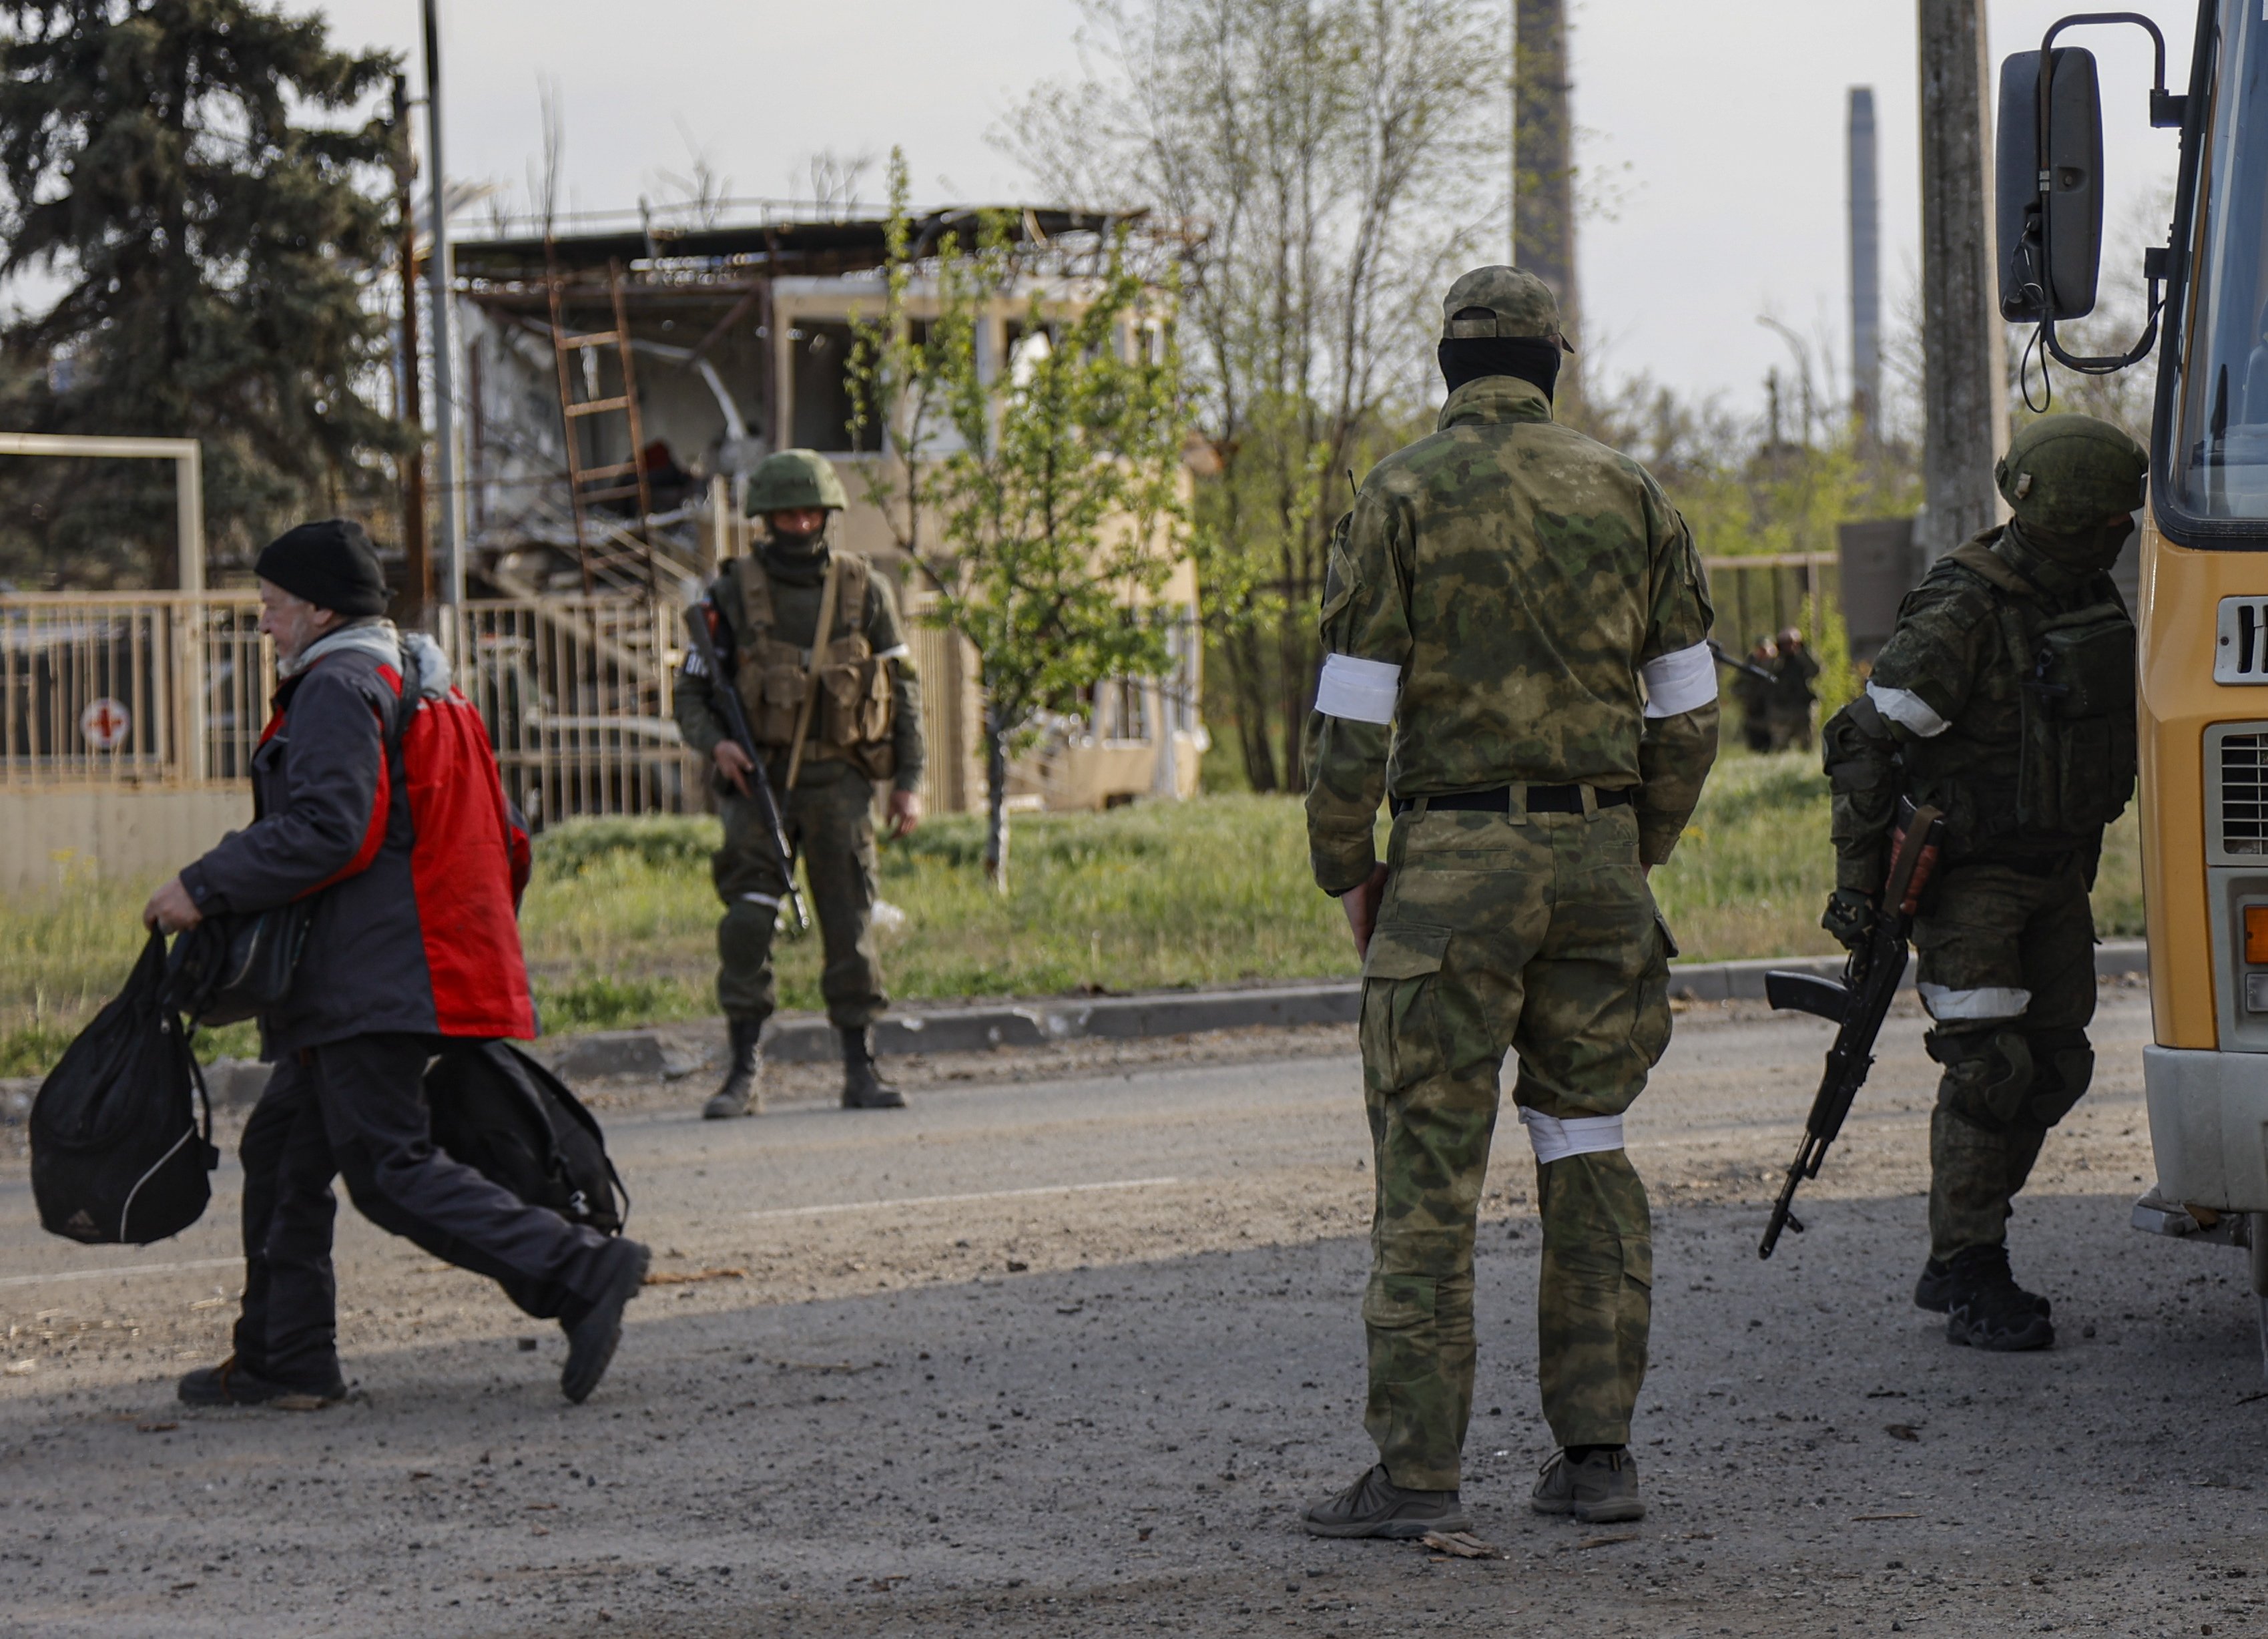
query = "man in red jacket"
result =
(147, 521, 649, 1408)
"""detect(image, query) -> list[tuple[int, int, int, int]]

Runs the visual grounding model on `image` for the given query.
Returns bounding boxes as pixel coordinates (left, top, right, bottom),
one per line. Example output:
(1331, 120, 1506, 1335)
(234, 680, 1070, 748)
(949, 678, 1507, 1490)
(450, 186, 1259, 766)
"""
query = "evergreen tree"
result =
(0, 1, 402, 586)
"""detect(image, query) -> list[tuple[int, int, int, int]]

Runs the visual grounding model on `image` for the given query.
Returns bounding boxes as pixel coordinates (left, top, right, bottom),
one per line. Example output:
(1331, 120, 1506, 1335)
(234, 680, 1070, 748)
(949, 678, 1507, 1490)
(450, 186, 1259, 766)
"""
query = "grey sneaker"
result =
(1531, 1448, 1644, 1524)
(1302, 1463, 1471, 1539)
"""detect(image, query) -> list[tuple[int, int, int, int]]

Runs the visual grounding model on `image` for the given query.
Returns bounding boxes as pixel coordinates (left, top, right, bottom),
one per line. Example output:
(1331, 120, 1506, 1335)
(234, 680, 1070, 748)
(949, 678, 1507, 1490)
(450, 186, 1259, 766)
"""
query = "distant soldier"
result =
(1733, 634, 1780, 752)
(1820, 414, 2145, 1351)
(1765, 627, 1821, 751)
(1302, 268, 1719, 1537)
(674, 449, 926, 1116)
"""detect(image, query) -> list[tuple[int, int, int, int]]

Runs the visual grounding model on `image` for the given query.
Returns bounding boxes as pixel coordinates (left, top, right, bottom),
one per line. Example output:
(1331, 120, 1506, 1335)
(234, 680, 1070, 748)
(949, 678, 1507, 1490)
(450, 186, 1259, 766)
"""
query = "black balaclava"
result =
(1438, 336, 1563, 399)
(2003, 513, 2135, 596)
(761, 516, 830, 586)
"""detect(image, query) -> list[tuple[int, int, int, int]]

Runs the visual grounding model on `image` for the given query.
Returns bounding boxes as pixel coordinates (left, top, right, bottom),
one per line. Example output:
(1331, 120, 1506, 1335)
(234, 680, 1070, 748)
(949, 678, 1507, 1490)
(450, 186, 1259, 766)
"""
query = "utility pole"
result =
(422, 0, 464, 605)
(390, 74, 431, 620)
(1514, 0, 1580, 369)
(1916, 0, 2008, 560)
(1848, 86, 1882, 449)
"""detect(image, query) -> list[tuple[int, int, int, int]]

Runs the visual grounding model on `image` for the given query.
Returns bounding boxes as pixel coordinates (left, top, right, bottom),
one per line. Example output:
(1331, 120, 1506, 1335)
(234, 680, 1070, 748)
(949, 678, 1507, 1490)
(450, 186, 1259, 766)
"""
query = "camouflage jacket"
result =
(1303, 375, 1721, 893)
(674, 542, 926, 792)
(1823, 524, 2134, 891)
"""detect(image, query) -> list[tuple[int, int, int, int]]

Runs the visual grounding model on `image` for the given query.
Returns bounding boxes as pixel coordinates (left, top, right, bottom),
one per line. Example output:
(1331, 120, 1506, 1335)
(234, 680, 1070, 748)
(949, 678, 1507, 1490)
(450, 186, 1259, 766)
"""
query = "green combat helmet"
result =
(1995, 414, 2148, 534)
(1441, 265, 1575, 351)
(747, 448, 850, 515)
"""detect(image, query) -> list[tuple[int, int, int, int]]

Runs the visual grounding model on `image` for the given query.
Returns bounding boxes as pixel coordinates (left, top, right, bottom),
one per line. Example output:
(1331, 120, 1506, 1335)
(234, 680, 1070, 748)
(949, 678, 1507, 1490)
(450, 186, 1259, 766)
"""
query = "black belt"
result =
(1390, 784, 1633, 818)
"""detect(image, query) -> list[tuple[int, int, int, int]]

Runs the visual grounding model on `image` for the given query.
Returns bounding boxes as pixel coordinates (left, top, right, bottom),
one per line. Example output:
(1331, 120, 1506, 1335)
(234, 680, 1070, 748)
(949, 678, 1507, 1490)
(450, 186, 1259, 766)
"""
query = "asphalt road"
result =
(3, 985, 2265, 1638)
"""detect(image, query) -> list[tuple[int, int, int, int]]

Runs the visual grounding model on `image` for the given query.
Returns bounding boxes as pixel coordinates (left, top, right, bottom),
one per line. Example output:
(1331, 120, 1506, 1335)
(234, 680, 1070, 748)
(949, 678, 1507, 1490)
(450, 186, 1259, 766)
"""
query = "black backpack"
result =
(30, 931, 219, 1245)
(424, 1041, 627, 1235)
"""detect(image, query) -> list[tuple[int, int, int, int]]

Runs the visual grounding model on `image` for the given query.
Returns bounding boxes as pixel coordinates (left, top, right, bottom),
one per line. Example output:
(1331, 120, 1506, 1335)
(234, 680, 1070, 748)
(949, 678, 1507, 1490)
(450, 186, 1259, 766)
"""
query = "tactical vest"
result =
(726, 551, 897, 780)
(1907, 542, 2135, 844)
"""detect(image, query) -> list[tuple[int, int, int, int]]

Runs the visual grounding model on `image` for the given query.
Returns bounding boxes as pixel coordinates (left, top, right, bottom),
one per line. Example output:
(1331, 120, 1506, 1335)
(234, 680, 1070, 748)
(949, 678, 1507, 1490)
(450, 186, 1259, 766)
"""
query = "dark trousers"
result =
(231, 1031, 620, 1390)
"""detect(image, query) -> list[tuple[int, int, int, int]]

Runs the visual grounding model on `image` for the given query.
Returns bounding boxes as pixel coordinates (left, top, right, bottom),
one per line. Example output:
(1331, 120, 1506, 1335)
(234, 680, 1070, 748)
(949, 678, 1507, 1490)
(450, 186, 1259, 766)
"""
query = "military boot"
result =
(1531, 1447, 1645, 1524)
(702, 1018, 766, 1120)
(1914, 1252, 2049, 1317)
(1303, 1464, 1471, 1538)
(1942, 1244, 2056, 1352)
(840, 1025, 906, 1110)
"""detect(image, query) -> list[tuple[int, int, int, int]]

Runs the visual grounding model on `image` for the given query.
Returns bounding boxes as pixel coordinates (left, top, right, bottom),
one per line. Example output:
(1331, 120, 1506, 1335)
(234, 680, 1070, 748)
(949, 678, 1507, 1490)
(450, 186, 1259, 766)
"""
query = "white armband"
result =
(875, 643, 910, 663)
(1866, 681, 1950, 738)
(1640, 641, 1716, 718)
(1314, 653, 1402, 725)
(1518, 1107, 1627, 1164)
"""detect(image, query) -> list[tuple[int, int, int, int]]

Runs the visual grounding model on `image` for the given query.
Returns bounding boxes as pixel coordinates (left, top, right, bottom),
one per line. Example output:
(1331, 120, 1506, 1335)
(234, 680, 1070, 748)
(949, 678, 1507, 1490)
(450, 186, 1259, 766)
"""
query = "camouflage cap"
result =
(747, 448, 850, 514)
(1994, 414, 2148, 532)
(1442, 266, 1574, 351)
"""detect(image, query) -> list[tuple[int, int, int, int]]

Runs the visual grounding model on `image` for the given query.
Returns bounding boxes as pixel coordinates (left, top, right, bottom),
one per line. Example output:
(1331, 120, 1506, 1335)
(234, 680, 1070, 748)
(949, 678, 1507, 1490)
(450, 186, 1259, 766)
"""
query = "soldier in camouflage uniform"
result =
(1300, 268, 1719, 1538)
(675, 449, 926, 1116)
(1820, 414, 2145, 1352)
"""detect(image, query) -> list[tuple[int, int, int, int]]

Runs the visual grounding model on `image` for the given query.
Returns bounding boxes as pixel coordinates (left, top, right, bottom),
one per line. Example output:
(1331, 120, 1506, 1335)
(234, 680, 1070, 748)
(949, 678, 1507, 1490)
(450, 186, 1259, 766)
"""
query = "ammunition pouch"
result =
(726, 552, 897, 773)
(2017, 603, 2137, 834)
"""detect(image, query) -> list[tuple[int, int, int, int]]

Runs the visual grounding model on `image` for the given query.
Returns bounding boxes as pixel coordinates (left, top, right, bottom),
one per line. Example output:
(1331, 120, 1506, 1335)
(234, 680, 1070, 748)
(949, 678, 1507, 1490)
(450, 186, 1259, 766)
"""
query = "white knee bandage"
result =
(1519, 1107, 1627, 1164)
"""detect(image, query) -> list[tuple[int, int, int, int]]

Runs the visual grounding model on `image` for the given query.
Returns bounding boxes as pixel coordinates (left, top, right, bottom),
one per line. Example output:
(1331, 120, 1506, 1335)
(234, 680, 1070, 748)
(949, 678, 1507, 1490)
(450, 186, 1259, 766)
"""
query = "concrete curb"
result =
(0, 939, 2155, 1114)
(548, 937, 2155, 1075)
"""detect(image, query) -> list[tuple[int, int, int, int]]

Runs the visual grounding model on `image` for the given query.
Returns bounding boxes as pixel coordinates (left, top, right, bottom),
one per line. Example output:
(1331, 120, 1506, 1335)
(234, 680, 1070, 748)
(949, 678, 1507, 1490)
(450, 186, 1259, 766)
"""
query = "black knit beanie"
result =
(255, 520, 387, 617)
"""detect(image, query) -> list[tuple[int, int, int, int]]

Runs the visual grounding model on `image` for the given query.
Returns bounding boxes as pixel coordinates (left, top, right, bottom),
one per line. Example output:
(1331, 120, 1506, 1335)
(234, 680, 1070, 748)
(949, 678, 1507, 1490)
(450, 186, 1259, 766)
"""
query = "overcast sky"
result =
(318, 1, 2199, 423)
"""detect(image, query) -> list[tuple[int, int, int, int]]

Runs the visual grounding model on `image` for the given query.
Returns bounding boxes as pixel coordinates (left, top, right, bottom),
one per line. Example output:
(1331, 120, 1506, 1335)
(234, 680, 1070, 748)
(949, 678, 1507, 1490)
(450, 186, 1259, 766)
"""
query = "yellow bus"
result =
(2004, 3, 2268, 1349)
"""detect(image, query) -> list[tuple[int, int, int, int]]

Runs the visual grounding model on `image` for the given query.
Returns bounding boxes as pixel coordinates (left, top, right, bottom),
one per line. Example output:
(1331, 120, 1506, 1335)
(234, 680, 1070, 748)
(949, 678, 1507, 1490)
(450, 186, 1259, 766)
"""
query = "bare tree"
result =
(1002, 0, 1504, 790)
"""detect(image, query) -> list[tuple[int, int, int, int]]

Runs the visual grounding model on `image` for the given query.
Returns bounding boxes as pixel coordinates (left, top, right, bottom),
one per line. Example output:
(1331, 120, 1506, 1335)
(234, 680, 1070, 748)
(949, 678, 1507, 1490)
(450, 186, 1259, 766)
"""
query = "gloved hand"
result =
(1821, 888, 1877, 951)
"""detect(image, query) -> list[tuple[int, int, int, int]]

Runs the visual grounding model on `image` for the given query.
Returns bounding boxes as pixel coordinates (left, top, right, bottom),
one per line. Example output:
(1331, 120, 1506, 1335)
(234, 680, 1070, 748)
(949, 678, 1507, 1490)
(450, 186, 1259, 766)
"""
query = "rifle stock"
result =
(1757, 800, 1945, 1259)
(682, 603, 811, 935)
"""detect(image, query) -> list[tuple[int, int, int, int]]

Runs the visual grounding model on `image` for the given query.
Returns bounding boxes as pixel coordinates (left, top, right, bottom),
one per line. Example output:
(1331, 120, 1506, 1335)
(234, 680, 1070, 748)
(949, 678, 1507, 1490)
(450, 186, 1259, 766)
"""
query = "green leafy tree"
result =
(850, 157, 1190, 887)
(0, 0, 403, 586)
(1003, 0, 1507, 792)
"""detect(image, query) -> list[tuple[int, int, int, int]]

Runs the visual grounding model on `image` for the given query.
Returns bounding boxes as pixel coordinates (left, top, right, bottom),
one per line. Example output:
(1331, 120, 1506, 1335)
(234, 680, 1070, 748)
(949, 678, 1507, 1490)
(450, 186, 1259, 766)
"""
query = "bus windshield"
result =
(2172, 0, 2268, 522)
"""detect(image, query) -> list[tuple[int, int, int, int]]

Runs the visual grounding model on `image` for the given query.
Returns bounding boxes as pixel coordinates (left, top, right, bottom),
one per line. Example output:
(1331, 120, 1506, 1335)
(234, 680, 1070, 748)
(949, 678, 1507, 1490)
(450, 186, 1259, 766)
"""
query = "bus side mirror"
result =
(1996, 46, 2105, 322)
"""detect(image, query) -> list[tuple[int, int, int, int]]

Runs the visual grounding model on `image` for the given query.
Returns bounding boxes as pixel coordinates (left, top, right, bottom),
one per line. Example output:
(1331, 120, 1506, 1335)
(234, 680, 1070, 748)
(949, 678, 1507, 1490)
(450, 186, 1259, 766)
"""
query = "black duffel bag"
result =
(31, 931, 219, 1244)
(425, 1041, 627, 1236)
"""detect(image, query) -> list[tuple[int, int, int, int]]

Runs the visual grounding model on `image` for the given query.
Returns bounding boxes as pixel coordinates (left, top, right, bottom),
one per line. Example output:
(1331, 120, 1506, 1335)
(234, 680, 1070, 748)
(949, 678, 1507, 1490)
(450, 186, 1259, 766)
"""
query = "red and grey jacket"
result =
(179, 623, 535, 1053)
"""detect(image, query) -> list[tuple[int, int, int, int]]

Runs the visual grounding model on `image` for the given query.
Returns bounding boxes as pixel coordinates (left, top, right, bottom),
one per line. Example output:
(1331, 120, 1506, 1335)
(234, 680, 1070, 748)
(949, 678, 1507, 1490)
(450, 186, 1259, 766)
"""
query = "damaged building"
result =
(446, 204, 1207, 820)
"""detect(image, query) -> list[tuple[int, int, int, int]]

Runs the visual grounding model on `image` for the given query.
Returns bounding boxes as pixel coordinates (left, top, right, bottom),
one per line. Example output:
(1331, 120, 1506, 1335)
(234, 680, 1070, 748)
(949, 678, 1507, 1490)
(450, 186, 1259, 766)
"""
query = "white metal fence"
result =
(0, 592, 982, 826)
(0, 594, 704, 824)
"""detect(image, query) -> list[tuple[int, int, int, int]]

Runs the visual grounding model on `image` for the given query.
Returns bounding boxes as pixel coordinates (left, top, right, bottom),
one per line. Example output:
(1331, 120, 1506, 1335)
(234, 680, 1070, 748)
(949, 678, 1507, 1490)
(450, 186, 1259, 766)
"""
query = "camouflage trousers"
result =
(1358, 799, 1671, 1491)
(712, 766, 888, 1030)
(1914, 855, 2098, 1260)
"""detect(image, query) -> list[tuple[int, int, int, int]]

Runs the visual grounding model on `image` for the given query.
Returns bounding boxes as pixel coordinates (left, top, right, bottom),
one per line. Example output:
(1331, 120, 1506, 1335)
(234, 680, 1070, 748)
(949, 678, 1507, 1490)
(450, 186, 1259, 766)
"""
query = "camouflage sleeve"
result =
(1823, 693, 1900, 894)
(1866, 578, 1992, 725)
(672, 583, 734, 760)
(1304, 495, 1408, 895)
(868, 573, 926, 792)
(1633, 499, 1719, 866)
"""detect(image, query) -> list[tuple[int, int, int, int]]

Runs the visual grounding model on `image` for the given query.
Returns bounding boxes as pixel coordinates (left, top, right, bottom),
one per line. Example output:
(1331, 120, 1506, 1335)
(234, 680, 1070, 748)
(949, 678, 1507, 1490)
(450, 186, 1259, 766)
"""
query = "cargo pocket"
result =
(1360, 923, 1451, 1094)
(756, 665, 805, 744)
(1630, 911, 1676, 1067)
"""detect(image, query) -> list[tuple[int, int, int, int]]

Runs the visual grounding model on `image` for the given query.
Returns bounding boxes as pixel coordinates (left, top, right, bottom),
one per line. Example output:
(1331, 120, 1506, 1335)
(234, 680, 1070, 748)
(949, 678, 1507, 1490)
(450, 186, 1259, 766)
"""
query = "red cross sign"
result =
(81, 697, 131, 750)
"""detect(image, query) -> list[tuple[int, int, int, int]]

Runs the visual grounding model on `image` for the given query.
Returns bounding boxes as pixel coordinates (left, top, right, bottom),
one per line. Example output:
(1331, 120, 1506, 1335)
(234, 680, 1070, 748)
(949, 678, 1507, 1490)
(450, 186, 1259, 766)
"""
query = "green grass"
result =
(0, 769, 2149, 1076)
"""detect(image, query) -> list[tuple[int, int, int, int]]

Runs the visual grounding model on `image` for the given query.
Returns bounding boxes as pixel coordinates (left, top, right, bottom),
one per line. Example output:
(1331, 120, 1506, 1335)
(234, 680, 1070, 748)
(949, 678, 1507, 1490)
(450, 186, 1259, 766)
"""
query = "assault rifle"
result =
(1709, 640, 1777, 684)
(1757, 798, 1946, 1259)
(681, 602, 811, 936)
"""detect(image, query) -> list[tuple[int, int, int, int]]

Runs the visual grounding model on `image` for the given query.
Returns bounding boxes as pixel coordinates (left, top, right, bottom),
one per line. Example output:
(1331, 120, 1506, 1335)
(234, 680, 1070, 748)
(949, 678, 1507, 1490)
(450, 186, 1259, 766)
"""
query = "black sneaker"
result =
(1915, 1254, 2050, 1317)
(177, 1357, 345, 1410)
(1942, 1245, 2056, 1352)
(561, 1239, 650, 1404)
(1302, 1464, 1471, 1539)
